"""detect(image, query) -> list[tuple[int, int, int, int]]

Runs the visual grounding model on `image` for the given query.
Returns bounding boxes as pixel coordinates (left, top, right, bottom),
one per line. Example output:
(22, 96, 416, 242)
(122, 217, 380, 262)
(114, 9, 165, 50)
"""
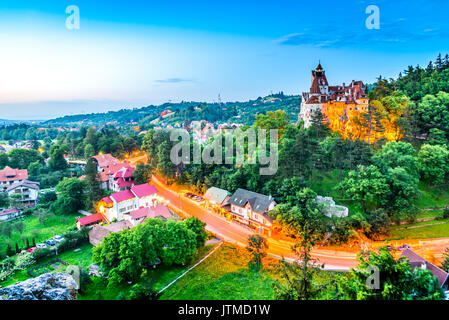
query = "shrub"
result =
(128, 283, 158, 300)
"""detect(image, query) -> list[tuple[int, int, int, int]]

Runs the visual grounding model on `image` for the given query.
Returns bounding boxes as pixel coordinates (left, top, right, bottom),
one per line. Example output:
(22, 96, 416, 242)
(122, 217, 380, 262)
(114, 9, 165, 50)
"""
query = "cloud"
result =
(153, 78, 196, 84)
(276, 18, 446, 49)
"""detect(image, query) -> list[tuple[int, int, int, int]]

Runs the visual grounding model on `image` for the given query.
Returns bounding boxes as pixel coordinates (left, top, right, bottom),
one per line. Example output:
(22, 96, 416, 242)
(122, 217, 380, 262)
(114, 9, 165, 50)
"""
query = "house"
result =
(0, 166, 28, 192)
(203, 187, 230, 206)
(0, 208, 21, 222)
(92, 153, 120, 172)
(89, 204, 170, 246)
(97, 162, 135, 191)
(108, 165, 135, 192)
(97, 183, 159, 223)
(227, 188, 276, 235)
(76, 213, 105, 230)
(401, 249, 449, 290)
(6, 180, 40, 208)
(125, 204, 172, 226)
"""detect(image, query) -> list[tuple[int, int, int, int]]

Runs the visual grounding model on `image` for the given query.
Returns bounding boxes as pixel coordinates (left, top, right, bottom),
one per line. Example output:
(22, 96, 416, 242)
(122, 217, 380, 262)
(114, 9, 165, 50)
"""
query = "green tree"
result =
(337, 247, 445, 300)
(183, 217, 207, 248)
(133, 162, 153, 185)
(441, 248, 449, 272)
(338, 165, 389, 214)
(246, 234, 268, 269)
(84, 158, 104, 209)
(254, 110, 290, 137)
(53, 177, 87, 214)
(48, 145, 68, 171)
(417, 144, 449, 188)
(84, 144, 95, 159)
(272, 227, 323, 300)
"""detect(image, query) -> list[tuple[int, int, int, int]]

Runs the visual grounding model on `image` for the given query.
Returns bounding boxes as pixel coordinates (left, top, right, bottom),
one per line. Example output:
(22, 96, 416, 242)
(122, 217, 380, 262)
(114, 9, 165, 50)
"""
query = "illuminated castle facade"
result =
(298, 63, 369, 136)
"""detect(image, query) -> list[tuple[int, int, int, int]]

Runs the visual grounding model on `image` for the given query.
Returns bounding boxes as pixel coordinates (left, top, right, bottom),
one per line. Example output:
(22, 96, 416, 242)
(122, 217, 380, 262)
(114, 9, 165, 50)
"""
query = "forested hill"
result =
(43, 93, 301, 127)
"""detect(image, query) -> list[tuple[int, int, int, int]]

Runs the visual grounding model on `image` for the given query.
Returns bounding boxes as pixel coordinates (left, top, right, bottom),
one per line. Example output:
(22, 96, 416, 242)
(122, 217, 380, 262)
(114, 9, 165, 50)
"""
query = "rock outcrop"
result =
(0, 272, 78, 300)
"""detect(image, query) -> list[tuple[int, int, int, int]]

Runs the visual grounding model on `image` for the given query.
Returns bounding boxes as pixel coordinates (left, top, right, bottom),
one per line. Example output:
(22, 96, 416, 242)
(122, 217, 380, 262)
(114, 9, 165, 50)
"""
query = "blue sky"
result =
(0, 0, 448, 119)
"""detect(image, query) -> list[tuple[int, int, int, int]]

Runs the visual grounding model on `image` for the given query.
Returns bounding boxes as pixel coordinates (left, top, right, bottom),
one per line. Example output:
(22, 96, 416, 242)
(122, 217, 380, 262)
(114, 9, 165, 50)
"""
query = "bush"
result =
(128, 283, 158, 300)
(364, 209, 391, 240)
(443, 207, 449, 219)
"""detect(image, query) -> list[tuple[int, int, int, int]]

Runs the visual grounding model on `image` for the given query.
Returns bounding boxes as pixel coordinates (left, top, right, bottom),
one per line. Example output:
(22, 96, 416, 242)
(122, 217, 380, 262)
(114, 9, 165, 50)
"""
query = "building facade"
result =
(298, 63, 369, 134)
(0, 166, 28, 192)
(6, 180, 40, 207)
(227, 188, 276, 235)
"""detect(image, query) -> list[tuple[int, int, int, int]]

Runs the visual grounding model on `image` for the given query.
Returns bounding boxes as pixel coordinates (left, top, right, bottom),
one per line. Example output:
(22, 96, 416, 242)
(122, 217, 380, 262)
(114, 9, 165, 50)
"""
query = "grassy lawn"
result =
(159, 243, 338, 300)
(78, 244, 218, 300)
(414, 182, 449, 209)
(312, 169, 361, 215)
(388, 219, 449, 240)
(0, 243, 93, 287)
(0, 212, 79, 255)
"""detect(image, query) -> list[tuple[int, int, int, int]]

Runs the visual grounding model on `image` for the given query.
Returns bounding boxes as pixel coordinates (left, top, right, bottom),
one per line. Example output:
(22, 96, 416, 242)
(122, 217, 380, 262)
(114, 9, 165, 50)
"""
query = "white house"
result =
(0, 208, 21, 222)
(6, 180, 40, 207)
(0, 167, 28, 192)
(227, 188, 276, 236)
(98, 183, 159, 223)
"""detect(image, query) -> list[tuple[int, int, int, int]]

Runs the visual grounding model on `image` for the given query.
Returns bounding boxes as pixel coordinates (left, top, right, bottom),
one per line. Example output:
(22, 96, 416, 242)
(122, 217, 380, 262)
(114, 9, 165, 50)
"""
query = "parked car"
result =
(45, 239, 56, 246)
(53, 235, 64, 243)
(27, 247, 36, 253)
(36, 243, 47, 249)
(387, 246, 398, 251)
(398, 244, 412, 251)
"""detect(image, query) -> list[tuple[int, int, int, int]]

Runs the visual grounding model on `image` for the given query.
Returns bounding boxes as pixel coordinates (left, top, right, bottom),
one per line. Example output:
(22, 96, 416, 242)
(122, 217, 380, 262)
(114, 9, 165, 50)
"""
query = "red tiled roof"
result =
(0, 166, 28, 182)
(129, 204, 171, 221)
(130, 207, 150, 220)
(131, 184, 158, 198)
(101, 196, 113, 204)
(113, 166, 134, 179)
(148, 204, 171, 219)
(401, 249, 449, 287)
(0, 208, 19, 216)
(110, 189, 135, 203)
(92, 154, 120, 169)
(77, 213, 104, 226)
(116, 177, 134, 188)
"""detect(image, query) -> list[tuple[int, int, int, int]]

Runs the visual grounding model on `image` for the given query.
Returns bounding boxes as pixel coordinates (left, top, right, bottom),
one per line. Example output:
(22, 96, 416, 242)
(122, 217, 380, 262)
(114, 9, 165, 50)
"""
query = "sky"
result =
(0, 0, 448, 120)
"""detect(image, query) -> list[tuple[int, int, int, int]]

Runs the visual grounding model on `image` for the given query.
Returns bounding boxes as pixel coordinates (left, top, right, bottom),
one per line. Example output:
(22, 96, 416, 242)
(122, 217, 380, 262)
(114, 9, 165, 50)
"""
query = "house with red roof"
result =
(76, 213, 105, 230)
(93, 157, 136, 191)
(125, 204, 172, 226)
(0, 166, 28, 192)
(92, 153, 120, 171)
(109, 165, 135, 192)
(0, 208, 22, 222)
(401, 249, 449, 291)
(97, 183, 159, 223)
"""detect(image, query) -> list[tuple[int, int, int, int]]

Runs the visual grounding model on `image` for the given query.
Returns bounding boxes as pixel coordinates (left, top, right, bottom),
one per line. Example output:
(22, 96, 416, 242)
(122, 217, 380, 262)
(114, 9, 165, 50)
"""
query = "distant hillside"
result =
(44, 93, 301, 127)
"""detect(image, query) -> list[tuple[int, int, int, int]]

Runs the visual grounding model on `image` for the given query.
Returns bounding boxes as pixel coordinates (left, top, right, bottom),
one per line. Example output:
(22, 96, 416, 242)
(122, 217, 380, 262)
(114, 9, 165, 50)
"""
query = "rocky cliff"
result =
(0, 273, 78, 300)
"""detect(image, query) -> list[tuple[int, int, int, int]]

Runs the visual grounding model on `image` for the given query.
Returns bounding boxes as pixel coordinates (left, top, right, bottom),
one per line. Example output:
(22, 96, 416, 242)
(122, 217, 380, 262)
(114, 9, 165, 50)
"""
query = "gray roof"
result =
(5, 179, 40, 192)
(203, 187, 230, 204)
(228, 188, 275, 214)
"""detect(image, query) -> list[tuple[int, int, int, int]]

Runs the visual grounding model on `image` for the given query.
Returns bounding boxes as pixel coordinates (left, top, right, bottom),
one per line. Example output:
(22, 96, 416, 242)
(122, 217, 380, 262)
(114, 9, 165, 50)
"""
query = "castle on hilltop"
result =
(298, 63, 370, 137)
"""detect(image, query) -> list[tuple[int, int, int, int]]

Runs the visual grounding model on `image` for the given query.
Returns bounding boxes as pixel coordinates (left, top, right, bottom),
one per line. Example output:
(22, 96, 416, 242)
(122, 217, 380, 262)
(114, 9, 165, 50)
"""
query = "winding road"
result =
(151, 175, 449, 271)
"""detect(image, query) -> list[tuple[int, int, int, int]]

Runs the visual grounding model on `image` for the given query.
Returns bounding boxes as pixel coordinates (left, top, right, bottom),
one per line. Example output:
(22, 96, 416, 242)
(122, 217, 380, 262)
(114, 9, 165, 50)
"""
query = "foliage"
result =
(246, 234, 268, 269)
(52, 177, 87, 214)
(336, 247, 445, 300)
